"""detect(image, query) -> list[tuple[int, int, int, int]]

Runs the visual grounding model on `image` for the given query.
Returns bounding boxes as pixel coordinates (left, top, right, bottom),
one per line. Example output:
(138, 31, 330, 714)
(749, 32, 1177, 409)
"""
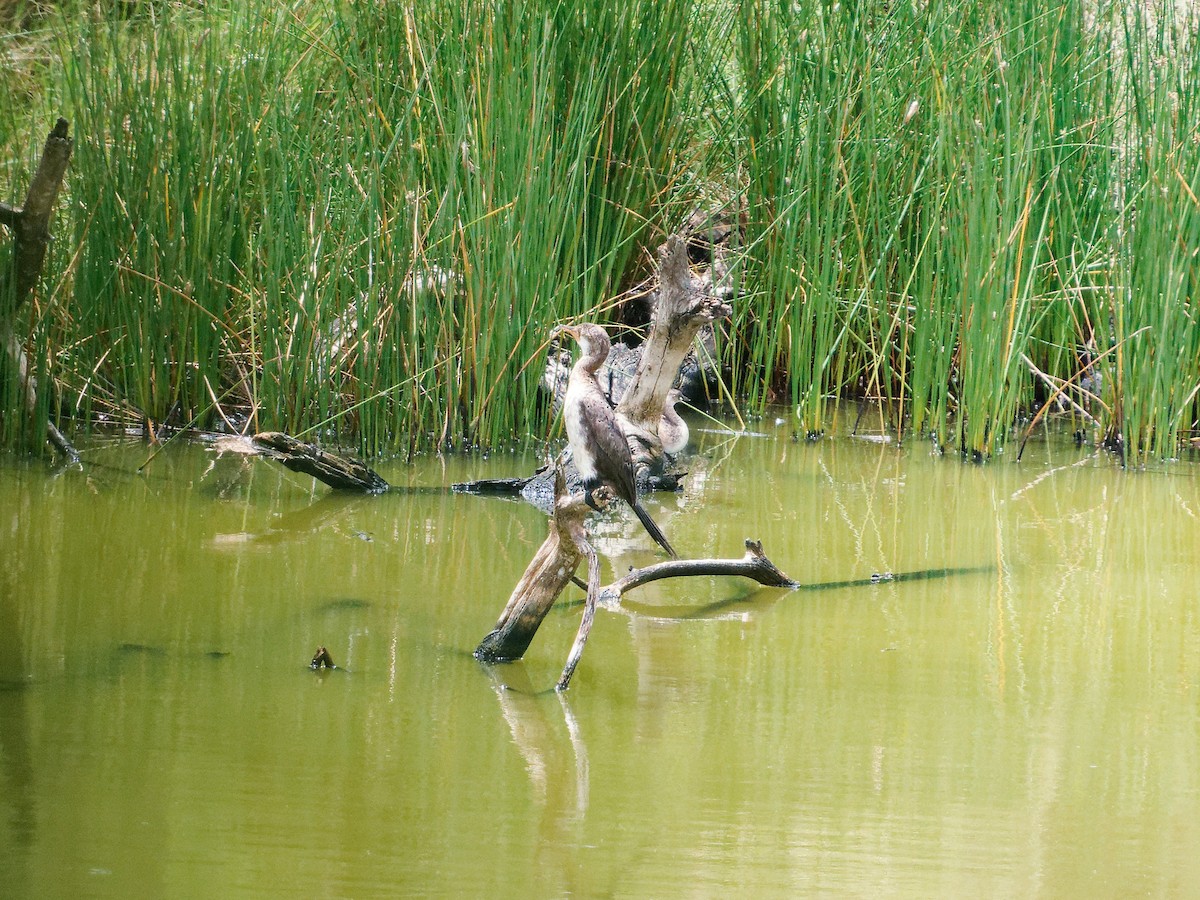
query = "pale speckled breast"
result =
(563, 381, 598, 480)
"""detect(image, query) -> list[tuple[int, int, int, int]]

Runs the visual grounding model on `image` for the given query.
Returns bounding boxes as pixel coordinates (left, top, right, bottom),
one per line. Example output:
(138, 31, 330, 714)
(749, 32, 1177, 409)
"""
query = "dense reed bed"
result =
(2, 0, 1198, 463)
(4, 0, 691, 456)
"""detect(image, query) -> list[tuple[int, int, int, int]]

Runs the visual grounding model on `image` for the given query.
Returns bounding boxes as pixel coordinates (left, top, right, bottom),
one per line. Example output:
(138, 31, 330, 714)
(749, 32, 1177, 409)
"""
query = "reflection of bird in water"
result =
(659, 388, 689, 454)
(556, 323, 677, 558)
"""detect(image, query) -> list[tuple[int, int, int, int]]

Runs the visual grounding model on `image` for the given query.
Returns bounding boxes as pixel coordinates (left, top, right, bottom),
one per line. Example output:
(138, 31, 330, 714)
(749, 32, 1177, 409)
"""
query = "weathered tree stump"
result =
(1, 117, 77, 459)
(616, 235, 732, 474)
(456, 233, 733, 501)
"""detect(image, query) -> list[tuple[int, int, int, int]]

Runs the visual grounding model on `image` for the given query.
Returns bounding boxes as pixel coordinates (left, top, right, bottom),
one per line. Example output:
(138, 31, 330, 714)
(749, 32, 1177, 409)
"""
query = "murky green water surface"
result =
(2, 414, 1200, 897)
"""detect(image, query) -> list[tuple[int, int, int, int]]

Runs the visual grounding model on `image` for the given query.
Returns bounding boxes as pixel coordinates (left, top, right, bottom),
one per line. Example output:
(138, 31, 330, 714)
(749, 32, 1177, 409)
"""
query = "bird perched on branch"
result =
(555, 323, 677, 558)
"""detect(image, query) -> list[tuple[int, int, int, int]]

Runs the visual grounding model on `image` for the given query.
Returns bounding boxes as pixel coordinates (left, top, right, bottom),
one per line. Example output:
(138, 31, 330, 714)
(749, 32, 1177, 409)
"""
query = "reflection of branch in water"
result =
(556, 692, 590, 818)
(482, 663, 589, 823)
(483, 662, 592, 894)
(211, 492, 372, 546)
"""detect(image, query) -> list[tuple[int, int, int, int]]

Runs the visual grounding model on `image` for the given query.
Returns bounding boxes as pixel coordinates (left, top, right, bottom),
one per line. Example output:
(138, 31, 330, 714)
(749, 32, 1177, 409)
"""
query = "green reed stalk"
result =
(29, 0, 692, 454)
(728, 0, 1134, 457)
(4, 0, 1199, 461)
(1104, 3, 1200, 464)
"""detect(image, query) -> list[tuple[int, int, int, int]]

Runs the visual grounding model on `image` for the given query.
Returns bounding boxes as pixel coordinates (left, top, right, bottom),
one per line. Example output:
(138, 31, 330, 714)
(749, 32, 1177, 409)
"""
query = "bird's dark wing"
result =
(577, 382, 677, 557)
(580, 394, 638, 506)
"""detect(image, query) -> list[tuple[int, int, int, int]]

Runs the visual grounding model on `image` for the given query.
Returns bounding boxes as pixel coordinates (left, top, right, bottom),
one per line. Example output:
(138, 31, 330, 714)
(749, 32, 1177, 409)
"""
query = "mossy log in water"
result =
(1, 118, 77, 460)
(251, 431, 389, 493)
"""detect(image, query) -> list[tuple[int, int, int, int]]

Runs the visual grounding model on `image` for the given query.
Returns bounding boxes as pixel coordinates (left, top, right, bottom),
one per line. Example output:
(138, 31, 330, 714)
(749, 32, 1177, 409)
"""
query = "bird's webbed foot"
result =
(582, 483, 615, 512)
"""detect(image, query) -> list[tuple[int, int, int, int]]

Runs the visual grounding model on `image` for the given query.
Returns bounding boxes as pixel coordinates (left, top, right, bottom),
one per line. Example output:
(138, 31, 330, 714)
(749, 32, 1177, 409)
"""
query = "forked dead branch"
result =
(472, 462, 798, 691)
(471, 234, 789, 690)
(1, 118, 77, 460)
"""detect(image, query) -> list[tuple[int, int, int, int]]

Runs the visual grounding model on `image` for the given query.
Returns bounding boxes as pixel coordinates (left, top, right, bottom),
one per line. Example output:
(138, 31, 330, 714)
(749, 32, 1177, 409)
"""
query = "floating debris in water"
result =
(311, 646, 336, 669)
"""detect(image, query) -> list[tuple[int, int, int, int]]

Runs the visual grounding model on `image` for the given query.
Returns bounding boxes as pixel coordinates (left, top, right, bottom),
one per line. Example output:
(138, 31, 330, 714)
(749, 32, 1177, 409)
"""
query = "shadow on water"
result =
(613, 565, 998, 620)
(102, 597, 376, 676)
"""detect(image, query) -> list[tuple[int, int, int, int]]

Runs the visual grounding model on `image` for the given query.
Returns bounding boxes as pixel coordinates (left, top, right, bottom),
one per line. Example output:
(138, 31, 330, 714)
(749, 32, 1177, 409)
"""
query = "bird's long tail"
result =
(632, 501, 677, 558)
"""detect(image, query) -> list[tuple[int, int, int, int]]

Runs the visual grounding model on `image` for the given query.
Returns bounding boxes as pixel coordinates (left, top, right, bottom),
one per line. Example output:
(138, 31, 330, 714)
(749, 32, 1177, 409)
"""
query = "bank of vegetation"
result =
(2, 0, 1198, 464)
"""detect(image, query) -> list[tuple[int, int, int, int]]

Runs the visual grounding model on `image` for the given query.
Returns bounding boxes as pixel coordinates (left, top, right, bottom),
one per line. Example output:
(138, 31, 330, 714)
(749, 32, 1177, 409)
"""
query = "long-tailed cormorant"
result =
(556, 323, 677, 558)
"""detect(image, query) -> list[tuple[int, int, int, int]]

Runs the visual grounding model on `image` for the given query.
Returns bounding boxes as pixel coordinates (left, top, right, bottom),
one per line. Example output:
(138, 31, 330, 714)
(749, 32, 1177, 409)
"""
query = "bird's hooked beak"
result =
(551, 324, 579, 342)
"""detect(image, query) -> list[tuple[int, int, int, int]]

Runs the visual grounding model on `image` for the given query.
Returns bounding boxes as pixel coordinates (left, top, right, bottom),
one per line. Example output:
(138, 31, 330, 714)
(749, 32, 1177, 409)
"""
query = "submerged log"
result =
(1, 118, 77, 459)
(251, 431, 390, 493)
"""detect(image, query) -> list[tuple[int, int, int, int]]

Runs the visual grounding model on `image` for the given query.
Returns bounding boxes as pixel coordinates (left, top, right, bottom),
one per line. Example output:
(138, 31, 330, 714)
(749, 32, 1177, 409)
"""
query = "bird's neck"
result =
(572, 358, 604, 382)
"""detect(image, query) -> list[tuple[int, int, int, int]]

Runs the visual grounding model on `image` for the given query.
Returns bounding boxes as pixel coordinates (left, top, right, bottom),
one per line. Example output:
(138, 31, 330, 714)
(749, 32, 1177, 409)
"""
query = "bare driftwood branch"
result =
(597, 539, 796, 604)
(475, 499, 798, 687)
(475, 234, 737, 686)
(251, 431, 389, 492)
(555, 541, 799, 689)
(474, 469, 608, 663)
(2, 327, 77, 459)
(2, 118, 77, 460)
(556, 530, 601, 691)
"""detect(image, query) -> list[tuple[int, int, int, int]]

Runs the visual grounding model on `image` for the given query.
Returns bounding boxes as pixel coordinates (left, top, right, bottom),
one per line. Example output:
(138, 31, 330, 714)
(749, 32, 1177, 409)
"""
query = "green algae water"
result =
(2, 415, 1200, 897)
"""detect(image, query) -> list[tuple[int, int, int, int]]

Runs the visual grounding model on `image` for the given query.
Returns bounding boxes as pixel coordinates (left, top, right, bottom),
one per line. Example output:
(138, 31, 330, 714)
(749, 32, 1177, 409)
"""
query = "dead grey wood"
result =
(474, 469, 603, 663)
(1, 118, 76, 459)
(2, 118, 73, 318)
(456, 233, 730, 499)
(555, 531, 601, 691)
(251, 431, 390, 493)
(615, 235, 732, 473)
(597, 539, 796, 604)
